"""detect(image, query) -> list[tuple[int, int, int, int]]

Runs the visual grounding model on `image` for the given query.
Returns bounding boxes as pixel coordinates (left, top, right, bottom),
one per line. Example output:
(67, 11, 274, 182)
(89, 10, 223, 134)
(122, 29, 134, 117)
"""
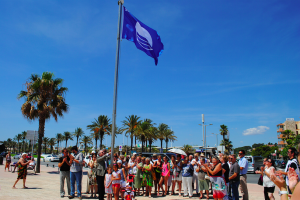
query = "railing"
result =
(277, 134, 284, 139)
(277, 128, 284, 132)
(278, 141, 286, 145)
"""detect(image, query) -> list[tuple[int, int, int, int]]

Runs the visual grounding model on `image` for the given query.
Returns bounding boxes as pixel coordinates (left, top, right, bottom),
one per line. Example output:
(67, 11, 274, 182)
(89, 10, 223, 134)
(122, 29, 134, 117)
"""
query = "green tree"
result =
(135, 120, 151, 153)
(16, 134, 22, 154)
(73, 127, 84, 146)
(87, 115, 111, 150)
(42, 137, 49, 154)
(48, 138, 56, 154)
(157, 123, 169, 151)
(220, 138, 233, 154)
(18, 72, 69, 173)
(146, 126, 158, 153)
(80, 136, 92, 156)
(56, 133, 63, 154)
(90, 129, 100, 150)
(183, 144, 192, 154)
(165, 129, 177, 151)
(251, 145, 279, 158)
(122, 115, 141, 152)
(63, 131, 73, 147)
(219, 124, 228, 141)
(252, 143, 264, 149)
(21, 131, 27, 152)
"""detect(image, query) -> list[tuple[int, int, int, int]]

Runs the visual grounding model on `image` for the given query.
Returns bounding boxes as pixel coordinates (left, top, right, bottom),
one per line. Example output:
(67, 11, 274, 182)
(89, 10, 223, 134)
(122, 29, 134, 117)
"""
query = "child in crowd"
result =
(105, 166, 113, 200)
(112, 164, 121, 200)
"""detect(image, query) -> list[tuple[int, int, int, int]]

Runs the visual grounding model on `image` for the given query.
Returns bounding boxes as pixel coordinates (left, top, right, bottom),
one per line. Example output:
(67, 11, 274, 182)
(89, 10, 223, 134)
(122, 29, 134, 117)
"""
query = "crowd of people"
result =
(7, 144, 300, 200)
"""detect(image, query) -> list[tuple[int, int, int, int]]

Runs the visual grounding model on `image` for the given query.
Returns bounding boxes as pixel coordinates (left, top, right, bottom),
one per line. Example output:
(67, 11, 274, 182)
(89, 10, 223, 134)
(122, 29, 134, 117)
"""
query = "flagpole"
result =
(110, 0, 123, 167)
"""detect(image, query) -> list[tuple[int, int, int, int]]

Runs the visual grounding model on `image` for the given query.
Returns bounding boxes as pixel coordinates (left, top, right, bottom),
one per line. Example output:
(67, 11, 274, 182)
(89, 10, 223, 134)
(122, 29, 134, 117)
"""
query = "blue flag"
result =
(122, 6, 164, 65)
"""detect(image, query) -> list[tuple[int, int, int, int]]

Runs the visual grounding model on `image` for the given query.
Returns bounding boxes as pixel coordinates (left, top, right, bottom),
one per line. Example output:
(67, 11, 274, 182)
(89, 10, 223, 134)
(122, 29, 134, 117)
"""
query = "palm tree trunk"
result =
(66, 139, 68, 148)
(166, 141, 168, 152)
(160, 140, 163, 152)
(142, 140, 144, 153)
(100, 134, 103, 149)
(145, 141, 147, 152)
(57, 141, 59, 154)
(149, 141, 152, 153)
(36, 117, 46, 173)
(18, 141, 20, 154)
(95, 138, 98, 150)
(130, 134, 133, 152)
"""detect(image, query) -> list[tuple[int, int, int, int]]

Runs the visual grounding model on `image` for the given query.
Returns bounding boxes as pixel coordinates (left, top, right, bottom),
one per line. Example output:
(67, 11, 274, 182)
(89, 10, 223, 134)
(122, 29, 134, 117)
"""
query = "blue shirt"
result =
(182, 163, 194, 177)
(238, 157, 248, 175)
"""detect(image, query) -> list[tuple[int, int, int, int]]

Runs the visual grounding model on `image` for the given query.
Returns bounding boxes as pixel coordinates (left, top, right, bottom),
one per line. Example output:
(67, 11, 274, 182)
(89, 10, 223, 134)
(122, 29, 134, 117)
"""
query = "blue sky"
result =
(0, 0, 299, 149)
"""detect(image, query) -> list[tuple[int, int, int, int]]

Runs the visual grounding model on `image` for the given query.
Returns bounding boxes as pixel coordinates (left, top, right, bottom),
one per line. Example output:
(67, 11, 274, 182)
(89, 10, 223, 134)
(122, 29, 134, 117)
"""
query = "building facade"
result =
(277, 118, 300, 151)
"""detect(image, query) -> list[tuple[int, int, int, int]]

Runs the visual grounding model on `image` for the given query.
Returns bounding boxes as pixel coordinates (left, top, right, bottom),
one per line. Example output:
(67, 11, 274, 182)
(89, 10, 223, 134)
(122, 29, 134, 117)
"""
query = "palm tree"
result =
(48, 138, 56, 154)
(220, 138, 233, 154)
(80, 136, 92, 156)
(220, 124, 228, 141)
(18, 72, 69, 173)
(91, 129, 100, 150)
(157, 123, 169, 152)
(165, 129, 177, 151)
(56, 133, 63, 154)
(146, 126, 158, 152)
(282, 130, 295, 141)
(16, 134, 23, 154)
(135, 120, 151, 153)
(122, 115, 141, 152)
(73, 127, 84, 146)
(182, 144, 192, 155)
(6, 138, 12, 152)
(21, 131, 27, 152)
(63, 131, 73, 147)
(87, 115, 111, 149)
(42, 137, 49, 154)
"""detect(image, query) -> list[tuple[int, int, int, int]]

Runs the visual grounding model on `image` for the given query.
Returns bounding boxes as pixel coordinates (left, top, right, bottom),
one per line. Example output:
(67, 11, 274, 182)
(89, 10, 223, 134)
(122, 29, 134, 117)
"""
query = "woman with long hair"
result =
(88, 154, 98, 198)
(153, 155, 163, 196)
(255, 158, 276, 200)
(159, 156, 170, 196)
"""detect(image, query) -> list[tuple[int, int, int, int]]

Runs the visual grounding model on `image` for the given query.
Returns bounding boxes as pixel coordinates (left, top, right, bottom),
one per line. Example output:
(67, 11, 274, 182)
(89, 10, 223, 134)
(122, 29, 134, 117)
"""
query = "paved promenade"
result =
(0, 164, 280, 200)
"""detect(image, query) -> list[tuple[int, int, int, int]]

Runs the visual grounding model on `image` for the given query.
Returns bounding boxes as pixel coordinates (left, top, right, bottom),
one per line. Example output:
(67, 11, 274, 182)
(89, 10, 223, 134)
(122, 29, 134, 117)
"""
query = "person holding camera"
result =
(69, 146, 84, 199)
(58, 148, 71, 198)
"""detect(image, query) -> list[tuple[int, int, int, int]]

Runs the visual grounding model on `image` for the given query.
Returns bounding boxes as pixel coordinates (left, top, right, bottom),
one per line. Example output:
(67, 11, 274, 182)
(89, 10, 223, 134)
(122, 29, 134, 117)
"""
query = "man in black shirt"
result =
(58, 148, 71, 198)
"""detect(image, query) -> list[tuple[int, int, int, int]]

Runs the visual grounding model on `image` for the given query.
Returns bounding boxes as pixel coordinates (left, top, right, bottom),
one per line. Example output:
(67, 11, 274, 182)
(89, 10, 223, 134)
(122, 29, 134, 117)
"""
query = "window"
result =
(254, 157, 263, 162)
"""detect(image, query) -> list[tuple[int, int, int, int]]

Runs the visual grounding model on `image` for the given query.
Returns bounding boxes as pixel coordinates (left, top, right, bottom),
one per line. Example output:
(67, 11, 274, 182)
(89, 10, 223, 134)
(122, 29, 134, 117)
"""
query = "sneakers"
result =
(68, 196, 74, 199)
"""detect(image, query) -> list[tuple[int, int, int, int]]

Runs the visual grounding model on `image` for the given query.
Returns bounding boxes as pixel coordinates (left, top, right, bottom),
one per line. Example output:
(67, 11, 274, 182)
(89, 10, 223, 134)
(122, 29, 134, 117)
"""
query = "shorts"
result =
(172, 171, 182, 181)
(112, 184, 120, 188)
(198, 179, 209, 191)
(155, 172, 161, 181)
(264, 186, 275, 194)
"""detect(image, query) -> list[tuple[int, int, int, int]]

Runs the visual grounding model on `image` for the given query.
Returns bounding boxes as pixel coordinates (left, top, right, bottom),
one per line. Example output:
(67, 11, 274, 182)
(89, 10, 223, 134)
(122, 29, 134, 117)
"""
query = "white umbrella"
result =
(168, 148, 187, 156)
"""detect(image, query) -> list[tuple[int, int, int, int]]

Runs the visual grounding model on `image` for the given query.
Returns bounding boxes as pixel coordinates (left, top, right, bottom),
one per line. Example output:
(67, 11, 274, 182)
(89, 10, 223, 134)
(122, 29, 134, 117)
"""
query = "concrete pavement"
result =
(0, 164, 280, 200)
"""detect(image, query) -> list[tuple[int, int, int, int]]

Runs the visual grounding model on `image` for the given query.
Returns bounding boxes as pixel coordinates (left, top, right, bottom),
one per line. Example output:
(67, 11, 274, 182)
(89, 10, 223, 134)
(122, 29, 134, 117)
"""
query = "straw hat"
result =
(200, 153, 205, 157)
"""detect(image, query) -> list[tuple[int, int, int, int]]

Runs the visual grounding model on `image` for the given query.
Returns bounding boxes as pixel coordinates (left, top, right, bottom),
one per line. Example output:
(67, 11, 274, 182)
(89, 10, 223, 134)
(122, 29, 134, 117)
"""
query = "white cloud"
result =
(243, 126, 270, 136)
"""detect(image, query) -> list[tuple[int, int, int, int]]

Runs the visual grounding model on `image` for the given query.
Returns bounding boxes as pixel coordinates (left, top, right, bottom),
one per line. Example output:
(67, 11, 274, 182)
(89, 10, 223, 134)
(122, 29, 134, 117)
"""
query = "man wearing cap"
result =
(69, 146, 84, 199)
(151, 154, 158, 165)
(199, 153, 207, 163)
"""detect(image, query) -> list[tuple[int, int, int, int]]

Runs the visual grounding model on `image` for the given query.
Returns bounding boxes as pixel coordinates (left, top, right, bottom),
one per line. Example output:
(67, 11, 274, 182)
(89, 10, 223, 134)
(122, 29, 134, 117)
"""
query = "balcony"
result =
(277, 134, 284, 139)
(277, 128, 284, 132)
(278, 141, 287, 145)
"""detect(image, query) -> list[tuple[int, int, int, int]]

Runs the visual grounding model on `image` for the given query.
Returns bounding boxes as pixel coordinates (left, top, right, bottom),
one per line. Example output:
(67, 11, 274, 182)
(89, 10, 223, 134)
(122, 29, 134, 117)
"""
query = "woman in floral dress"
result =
(88, 154, 98, 198)
(143, 157, 153, 198)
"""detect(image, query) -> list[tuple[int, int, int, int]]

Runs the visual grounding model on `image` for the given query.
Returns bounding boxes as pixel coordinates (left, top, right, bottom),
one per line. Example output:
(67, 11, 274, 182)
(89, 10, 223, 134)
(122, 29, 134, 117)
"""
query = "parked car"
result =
(13, 154, 22, 159)
(45, 155, 60, 162)
(279, 160, 286, 168)
(240, 156, 264, 173)
(0, 152, 7, 157)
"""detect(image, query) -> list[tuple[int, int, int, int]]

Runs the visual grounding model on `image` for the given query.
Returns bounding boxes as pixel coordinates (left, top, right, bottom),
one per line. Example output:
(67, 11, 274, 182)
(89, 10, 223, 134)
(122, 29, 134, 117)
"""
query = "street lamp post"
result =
(199, 114, 213, 158)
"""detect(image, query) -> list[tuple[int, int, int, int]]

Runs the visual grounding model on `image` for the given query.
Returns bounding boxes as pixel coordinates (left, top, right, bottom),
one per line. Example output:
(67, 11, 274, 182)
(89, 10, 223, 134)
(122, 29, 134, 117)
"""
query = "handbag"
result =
(257, 175, 263, 186)
(151, 169, 156, 181)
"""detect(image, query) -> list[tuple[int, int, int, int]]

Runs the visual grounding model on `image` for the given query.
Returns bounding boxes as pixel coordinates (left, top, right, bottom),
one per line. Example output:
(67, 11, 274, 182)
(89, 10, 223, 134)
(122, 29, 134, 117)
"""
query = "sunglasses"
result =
(228, 158, 232, 160)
